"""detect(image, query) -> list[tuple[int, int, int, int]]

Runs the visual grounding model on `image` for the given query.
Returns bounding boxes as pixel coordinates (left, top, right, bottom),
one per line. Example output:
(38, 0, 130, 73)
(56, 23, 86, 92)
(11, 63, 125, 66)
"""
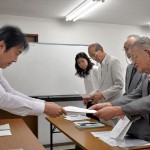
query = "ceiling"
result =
(0, 0, 150, 26)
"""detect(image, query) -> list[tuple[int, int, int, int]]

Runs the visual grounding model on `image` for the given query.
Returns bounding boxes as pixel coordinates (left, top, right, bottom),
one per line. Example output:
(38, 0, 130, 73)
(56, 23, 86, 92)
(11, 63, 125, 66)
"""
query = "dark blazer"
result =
(112, 75, 150, 141)
(124, 64, 144, 95)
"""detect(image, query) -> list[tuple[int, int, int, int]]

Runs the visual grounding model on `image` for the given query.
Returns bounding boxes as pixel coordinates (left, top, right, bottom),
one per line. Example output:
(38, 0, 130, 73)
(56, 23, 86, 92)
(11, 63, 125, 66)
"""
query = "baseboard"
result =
(43, 142, 74, 148)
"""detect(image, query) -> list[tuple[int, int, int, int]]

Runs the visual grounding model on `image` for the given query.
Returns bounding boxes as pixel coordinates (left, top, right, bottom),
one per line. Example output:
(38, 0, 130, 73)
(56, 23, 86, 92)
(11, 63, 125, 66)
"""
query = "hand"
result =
(83, 98, 91, 105)
(44, 102, 66, 117)
(90, 92, 104, 104)
(93, 106, 125, 121)
(89, 102, 112, 111)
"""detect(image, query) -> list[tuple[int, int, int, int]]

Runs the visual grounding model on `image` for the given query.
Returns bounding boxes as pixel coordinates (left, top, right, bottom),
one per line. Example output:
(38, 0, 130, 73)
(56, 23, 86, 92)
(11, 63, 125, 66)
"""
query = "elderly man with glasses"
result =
(123, 35, 146, 95)
(87, 43, 124, 126)
(90, 37, 150, 141)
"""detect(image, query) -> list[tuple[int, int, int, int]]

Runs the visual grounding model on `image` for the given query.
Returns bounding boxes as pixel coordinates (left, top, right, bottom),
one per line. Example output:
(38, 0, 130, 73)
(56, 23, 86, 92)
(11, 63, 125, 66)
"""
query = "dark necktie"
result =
(129, 67, 137, 87)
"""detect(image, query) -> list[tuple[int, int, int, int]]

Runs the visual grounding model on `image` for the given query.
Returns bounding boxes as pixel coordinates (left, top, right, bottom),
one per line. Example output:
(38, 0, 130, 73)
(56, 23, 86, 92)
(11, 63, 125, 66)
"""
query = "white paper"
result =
(64, 115, 89, 121)
(109, 116, 132, 140)
(0, 124, 10, 130)
(0, 130, 12, 136)
(64, 106, 96, 113)
(91, 131, 150, 148)
(91, 131, 118, 146)
(120, 137, 150, 148)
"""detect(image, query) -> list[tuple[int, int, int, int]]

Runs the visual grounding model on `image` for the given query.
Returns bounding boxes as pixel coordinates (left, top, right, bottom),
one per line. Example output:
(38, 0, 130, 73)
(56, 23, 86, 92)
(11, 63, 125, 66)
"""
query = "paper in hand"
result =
(63, 106, 96, 114)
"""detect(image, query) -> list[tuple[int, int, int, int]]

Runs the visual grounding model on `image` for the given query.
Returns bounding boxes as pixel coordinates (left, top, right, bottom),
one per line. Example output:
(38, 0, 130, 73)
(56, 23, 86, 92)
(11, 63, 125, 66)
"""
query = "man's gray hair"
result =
(127, 34, 140, 40)
(130, 36, 150, 50)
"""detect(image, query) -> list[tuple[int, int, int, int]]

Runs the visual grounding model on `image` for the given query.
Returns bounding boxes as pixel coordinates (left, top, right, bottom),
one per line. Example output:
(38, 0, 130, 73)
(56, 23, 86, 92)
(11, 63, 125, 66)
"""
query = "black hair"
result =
(0, 25, 29, 52)
(75, 52, 94, 78)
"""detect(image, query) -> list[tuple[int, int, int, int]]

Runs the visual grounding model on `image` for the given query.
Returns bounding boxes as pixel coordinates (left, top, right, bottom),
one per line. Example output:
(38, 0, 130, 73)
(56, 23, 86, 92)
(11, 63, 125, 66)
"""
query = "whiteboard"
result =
(3, 43, 89, 96)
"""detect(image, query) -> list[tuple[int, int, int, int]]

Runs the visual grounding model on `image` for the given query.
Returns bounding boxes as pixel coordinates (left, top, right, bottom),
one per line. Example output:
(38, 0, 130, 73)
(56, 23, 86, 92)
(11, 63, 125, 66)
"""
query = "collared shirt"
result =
(101, 54, 108, 66)
(0, 69, 45, 116)
(99, 54, 108, 78)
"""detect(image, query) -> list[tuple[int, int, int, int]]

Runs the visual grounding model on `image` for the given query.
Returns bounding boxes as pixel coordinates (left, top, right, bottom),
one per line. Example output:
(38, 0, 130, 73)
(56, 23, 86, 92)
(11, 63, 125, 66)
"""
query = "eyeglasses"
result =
(90, 50, 99, 59)
(130, 52, 144, 62)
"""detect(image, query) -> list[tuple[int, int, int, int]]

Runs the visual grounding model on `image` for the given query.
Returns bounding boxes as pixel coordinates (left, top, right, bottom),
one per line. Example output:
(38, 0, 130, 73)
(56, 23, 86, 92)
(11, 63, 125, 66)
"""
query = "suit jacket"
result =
(124, 64, 144, 95)
(98, 54, 124, 103)
(112, 75, 150, 141)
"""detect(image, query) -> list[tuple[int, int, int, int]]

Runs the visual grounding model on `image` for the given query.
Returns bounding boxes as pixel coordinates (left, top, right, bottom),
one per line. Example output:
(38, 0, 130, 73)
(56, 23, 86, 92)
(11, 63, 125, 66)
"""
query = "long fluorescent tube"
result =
(65, 0, 104, 22)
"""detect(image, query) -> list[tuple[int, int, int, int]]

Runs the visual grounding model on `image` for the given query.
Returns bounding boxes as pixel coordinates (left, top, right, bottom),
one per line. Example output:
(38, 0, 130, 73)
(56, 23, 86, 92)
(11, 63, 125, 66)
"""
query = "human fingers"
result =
(61, 108, 67, 115)
(88, 104, 101, 110)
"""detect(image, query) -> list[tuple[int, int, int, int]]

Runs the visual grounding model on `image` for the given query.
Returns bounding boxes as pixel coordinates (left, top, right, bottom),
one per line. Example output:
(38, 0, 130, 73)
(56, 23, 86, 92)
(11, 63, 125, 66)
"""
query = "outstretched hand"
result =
(44, 102, 66, 118)
(93, 106, 125, 121)
(89, 102, 112, 111)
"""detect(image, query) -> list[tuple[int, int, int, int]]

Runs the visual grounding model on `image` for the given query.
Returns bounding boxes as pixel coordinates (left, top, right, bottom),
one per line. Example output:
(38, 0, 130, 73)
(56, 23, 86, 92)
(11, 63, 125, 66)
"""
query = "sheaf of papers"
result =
(120, 137, 150, 148)
(64, 115, 89, 121)
(0, 124, 12, 136)
(63, 106, 96, 114)
(0, 130, 12, 136)
(91, 131, 150, 148)
(109, 116, 132, 140)
(0, 123, 10, 130)
(91, 131, 118, 146)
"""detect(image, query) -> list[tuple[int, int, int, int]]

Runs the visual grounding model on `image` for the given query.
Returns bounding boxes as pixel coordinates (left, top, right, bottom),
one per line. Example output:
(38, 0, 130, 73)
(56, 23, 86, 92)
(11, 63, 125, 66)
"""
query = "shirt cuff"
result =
(30, 101, 45, 116)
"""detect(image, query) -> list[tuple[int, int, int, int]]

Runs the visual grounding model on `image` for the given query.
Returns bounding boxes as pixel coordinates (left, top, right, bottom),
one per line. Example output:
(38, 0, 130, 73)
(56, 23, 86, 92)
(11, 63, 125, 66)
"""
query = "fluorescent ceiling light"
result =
(65, 0, 104, 22)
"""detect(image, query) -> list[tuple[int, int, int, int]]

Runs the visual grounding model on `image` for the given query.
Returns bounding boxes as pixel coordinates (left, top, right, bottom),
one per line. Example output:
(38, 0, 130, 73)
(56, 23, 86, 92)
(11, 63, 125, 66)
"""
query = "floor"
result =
(45, 144, 75, 150)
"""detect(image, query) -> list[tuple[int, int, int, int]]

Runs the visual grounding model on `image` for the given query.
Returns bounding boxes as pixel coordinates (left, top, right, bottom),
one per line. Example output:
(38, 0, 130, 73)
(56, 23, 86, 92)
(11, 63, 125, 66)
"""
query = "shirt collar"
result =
(101, 54, 108, 66)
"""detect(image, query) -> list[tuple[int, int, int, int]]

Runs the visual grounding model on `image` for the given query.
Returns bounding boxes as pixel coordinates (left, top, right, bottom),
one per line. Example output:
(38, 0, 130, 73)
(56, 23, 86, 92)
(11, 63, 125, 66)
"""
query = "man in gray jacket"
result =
(123, 35, 145, 95)
(87, 43, 124, 126)
(90, 37, 150, 141)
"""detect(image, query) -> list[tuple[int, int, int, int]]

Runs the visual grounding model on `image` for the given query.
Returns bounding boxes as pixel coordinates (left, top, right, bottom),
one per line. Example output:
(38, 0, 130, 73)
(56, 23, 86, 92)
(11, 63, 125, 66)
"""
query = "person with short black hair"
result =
(0, 25, 66, 117)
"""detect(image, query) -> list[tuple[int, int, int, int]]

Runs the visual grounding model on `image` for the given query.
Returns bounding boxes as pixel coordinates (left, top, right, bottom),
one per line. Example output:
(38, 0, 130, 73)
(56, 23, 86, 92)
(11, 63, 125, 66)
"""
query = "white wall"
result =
(0, 14, 150, 145)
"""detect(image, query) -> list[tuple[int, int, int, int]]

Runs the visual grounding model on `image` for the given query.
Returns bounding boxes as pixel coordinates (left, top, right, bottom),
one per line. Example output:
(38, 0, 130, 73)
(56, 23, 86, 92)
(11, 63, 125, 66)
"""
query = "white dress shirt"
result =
(84, 65, 99, 93)
(0, 69, 45, 116)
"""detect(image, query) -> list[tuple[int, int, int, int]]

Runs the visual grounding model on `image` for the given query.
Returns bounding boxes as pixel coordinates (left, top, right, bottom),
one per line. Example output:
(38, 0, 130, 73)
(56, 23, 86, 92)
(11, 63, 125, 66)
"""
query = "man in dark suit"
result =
(123, 35, 145, 95)
(90, 36, 150, 141)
